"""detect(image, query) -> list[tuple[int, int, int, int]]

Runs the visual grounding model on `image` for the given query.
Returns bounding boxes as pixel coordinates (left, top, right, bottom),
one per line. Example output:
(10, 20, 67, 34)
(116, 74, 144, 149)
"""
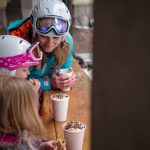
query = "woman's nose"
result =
(46, 37, 54, 45)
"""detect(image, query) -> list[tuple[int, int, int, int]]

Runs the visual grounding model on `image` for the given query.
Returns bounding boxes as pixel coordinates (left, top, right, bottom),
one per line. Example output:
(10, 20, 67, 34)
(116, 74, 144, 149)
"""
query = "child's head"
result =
(0, 35, 42, 78)
(0, 75, 44, 135)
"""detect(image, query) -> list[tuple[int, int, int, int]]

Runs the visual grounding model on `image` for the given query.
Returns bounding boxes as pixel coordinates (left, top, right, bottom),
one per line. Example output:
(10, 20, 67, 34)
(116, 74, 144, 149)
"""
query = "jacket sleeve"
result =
(7, 18, 33, 42)
(28, 67, 52, 91)
(38, 76, 52, 91)
(29, 75, 52, 91)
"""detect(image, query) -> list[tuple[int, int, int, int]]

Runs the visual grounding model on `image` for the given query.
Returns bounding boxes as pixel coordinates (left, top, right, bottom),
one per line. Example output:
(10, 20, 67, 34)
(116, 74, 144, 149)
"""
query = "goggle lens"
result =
(36, 17, 68, 35)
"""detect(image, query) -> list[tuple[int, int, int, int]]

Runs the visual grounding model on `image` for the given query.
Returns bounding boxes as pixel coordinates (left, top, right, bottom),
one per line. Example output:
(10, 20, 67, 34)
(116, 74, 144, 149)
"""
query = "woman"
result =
(7, 0, 76, 91)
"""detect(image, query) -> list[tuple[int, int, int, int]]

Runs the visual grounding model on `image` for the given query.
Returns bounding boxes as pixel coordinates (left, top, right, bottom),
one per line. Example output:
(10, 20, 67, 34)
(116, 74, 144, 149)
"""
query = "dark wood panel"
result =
(93, 0, 150, 150)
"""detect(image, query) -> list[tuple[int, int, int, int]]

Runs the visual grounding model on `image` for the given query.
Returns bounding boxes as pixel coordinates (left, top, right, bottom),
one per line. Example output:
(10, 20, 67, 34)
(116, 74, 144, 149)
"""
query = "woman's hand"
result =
(50, 70, 76, 90)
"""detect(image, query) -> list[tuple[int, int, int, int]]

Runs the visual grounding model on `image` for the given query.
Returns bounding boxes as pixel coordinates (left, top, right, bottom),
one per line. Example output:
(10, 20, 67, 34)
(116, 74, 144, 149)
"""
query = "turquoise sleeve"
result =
(37, 76, 51, 91)
(28, 66, 52, 91)
(6, 19, 26, 33)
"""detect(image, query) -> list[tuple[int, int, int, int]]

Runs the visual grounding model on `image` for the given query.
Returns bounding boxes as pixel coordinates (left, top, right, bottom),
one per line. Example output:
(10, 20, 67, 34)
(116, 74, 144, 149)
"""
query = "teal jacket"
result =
(7, 18, 74, 91)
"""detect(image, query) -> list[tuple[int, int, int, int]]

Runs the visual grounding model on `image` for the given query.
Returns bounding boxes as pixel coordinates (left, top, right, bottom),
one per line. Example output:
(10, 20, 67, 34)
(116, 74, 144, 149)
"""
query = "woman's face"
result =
(15, 66, 30, 79)
(36, 34, 64, 53)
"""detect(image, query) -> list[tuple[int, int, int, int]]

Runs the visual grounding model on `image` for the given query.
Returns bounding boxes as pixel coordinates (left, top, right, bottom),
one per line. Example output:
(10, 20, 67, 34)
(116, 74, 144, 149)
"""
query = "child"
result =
(0, 34, 44, 111)
(0, 34, 42, 88)
(0, 75, 66, 150)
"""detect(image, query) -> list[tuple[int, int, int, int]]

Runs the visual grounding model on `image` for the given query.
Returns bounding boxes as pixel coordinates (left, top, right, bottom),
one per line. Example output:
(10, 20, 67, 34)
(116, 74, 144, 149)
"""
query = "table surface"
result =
(40, 59, 91, 150)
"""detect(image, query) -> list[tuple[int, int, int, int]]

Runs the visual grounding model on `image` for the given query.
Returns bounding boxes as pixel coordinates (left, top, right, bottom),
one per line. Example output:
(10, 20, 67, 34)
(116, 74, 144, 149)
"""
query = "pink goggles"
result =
(0, 42, 42, 70)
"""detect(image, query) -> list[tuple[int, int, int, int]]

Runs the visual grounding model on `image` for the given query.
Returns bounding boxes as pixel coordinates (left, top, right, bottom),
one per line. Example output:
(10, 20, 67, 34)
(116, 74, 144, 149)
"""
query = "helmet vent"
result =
(35, 5, 39, 12)
(19, 40, 23, 44)
(44, 8, 50, 15)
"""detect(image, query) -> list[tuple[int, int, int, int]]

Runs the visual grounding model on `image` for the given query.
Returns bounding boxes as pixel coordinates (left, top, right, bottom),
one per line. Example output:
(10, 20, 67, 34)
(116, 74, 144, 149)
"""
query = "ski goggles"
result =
(0, 42, 42, 70)
(36, 16, 69, 35)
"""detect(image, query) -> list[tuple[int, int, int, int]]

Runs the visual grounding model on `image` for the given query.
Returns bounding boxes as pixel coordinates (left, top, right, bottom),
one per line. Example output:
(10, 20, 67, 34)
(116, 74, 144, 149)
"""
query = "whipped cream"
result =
(51, 93, 69, 101)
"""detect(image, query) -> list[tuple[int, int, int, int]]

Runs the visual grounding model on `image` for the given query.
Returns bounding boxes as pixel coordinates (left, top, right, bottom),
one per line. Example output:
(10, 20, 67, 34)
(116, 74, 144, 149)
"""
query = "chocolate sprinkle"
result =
(51, 93, 69, 100)
(64, 121, 85, 131)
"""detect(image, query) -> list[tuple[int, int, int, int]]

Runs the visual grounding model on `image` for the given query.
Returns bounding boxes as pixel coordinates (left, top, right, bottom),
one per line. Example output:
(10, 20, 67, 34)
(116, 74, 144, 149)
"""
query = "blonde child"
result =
(0, 75, 66, 149)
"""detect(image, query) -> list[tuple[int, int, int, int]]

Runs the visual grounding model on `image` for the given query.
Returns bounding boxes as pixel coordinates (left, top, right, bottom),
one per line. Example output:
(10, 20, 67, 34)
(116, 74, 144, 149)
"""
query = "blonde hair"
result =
(52, 40, 70, 69)
(0, 75, 44, 141)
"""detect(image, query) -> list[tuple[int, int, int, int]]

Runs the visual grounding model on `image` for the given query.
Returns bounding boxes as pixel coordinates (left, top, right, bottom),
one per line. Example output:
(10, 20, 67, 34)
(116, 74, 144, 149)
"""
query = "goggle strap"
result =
(28, 42, 43, 61)
(28, 42, 39, 52)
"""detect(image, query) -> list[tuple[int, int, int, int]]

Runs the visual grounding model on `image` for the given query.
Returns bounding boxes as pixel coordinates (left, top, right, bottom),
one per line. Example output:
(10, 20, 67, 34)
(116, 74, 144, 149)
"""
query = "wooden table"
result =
(40, 59, 91, 150)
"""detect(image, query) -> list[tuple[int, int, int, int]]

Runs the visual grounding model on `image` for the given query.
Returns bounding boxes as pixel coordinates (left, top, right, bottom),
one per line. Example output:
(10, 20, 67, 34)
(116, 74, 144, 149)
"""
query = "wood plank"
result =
(54, 60, 91, 150)
(40, 91, 56, 140)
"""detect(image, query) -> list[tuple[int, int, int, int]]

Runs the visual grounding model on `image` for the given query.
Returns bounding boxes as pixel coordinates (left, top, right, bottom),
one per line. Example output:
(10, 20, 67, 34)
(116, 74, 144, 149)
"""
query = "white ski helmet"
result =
(31, 0, 71, 37)
(0, 35, 42, 76)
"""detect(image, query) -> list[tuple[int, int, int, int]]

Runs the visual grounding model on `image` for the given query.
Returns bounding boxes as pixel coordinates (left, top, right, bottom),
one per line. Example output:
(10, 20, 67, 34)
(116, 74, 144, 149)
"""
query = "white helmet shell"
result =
(32, 0, 71, 37)
(0, 35, 31, 57)
(0, 35, 40, 76)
